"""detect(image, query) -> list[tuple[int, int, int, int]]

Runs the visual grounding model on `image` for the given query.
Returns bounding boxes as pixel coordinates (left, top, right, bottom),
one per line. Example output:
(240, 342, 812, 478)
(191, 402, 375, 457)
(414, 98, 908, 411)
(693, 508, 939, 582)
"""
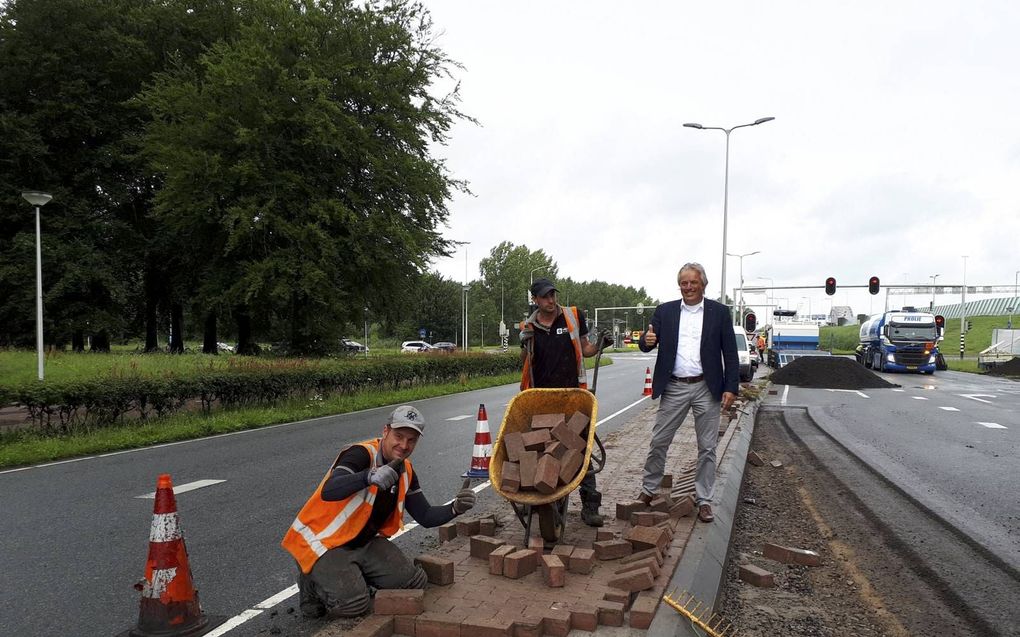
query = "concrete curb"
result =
(647, 398, 759, 636)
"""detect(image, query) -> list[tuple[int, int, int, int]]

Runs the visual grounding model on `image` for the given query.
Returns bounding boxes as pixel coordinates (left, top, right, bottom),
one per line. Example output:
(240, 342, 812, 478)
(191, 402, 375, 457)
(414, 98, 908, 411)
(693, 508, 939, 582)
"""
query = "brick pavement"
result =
(318, 398, 745, 637)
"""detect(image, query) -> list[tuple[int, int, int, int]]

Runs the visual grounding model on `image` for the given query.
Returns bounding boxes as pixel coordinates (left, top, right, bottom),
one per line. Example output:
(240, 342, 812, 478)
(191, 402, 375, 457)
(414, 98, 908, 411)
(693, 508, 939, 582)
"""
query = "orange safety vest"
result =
(520, 305, 587, 390)
(281, 439, 413, 574)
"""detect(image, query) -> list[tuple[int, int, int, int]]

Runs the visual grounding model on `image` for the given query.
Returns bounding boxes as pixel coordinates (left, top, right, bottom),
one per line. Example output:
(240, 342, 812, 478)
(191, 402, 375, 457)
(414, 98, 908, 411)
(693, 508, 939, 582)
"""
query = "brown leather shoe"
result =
(698, 504, 714, 523)
(638, 492, 653, 505)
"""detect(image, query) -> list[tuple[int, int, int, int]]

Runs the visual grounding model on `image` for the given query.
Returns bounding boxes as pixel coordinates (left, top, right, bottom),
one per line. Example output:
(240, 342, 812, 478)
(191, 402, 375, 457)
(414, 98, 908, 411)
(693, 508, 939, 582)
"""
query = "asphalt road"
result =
(0, 352, 658, 637)
(772, 365, 1020, 574)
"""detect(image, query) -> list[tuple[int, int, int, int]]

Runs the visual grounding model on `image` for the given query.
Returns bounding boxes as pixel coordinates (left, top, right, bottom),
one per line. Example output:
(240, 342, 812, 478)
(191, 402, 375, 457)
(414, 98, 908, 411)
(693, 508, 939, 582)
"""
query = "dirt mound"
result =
(985, 357, 1020, 376)
(769, 356, 899, 389)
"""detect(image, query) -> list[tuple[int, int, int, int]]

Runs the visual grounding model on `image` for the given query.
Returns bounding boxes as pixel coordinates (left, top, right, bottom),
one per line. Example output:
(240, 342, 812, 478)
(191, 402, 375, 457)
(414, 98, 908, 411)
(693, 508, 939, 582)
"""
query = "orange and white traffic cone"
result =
(642, 367, 653, 396)
(121, 474, 221, 637)
(462, 403, 493, 479)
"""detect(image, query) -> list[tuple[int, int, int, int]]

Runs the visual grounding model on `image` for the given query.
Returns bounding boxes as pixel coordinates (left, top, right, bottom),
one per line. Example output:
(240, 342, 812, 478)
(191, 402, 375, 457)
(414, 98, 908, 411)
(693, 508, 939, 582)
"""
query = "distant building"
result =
(828, 305, 854, 326)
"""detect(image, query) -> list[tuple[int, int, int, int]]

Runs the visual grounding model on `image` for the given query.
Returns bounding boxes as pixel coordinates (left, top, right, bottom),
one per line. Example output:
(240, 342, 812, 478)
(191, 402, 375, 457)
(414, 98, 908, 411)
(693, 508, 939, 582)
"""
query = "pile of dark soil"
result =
(985, 357, 1020, 376)
(769, 356, 899, 389)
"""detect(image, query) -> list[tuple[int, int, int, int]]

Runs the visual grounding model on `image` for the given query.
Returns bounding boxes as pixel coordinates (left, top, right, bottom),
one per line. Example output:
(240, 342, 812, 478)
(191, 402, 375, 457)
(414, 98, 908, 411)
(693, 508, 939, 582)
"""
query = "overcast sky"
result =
(425, 1, 1020, 319)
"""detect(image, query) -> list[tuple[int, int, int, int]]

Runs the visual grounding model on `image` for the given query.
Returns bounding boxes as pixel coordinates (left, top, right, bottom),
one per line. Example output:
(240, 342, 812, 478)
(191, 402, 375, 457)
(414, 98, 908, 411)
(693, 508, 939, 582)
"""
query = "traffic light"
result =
(825, 277, 836, 296)
(868, 276, 880, 295)
(743, 312, 757, 333)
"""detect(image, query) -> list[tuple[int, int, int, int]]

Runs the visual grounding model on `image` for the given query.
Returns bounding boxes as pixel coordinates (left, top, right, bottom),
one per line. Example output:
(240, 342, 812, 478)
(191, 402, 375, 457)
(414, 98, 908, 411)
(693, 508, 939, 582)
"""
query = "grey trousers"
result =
(298, 537, 427, 618)
(641, 379, 720, 505)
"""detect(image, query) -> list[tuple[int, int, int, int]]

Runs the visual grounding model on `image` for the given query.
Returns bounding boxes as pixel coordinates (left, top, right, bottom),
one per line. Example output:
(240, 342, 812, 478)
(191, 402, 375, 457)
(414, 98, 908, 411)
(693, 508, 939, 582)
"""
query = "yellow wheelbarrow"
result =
(488, 388, 607, 542)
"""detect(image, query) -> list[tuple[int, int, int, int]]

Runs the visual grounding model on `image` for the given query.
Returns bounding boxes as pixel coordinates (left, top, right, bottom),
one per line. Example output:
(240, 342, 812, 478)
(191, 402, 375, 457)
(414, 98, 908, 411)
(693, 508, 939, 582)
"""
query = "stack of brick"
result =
(500, 411, 590, 494)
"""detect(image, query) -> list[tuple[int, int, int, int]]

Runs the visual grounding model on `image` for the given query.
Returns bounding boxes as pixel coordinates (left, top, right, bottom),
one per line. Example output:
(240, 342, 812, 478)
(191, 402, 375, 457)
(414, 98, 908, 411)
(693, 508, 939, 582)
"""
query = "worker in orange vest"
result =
(282, 405, 475, 618)
(756, 333, 766, 360)
(520, 277, 612, 526)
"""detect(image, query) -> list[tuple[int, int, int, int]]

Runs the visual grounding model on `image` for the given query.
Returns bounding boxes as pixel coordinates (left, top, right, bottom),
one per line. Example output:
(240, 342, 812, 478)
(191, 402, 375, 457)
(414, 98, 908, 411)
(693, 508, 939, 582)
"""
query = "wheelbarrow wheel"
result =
(537, 497, 568, 543)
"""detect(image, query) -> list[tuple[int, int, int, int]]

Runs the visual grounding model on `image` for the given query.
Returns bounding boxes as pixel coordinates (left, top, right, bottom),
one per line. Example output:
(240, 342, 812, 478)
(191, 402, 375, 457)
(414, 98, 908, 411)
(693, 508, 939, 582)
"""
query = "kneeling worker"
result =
(282, 405, 476, 618)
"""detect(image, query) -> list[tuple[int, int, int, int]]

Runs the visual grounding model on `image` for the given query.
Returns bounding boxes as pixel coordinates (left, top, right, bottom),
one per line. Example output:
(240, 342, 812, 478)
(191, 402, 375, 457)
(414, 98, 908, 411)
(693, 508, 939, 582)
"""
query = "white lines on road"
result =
(977, 422, 1008, 429)
(781, 385, 790, 406)
(911, 396, 928, 400)
(892, 389, 905, 392)
(136, 479, 226, 499)
(825, 389, 870, 399)
(445, 415, 472, 421)
(938, 406, 960, 412)
(959, 394, 997, 404)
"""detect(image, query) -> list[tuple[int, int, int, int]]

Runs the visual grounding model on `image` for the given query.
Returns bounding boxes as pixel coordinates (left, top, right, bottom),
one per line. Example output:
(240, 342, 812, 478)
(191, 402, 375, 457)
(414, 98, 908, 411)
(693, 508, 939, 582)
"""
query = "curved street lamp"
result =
(22, 191, 53, 381)
(683, 117, 774, 304)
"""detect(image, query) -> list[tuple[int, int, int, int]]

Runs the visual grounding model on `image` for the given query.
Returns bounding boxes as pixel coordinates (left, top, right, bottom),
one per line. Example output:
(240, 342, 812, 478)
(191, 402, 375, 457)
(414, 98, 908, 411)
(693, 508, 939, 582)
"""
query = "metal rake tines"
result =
(660, 588, 737, 636)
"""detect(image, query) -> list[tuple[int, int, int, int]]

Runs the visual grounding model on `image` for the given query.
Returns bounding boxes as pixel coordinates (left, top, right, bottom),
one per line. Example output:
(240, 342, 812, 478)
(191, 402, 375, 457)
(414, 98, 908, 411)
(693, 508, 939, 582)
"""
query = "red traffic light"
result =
(825, 277, 836, 296)
(743, 312, 757, 333)
(868, 276, 880, 295)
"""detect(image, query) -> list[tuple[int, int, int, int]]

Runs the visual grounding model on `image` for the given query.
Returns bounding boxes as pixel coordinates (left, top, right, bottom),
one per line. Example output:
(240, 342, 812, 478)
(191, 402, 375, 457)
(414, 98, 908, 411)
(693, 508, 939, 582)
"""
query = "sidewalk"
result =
(318, 393, 756, 637)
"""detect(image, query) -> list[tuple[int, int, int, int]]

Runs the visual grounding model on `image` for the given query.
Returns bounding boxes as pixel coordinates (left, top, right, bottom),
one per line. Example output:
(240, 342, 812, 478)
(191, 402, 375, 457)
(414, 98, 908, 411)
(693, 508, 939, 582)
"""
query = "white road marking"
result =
(445, 415, 472, 421)
(781, 385, 789, 406)
(977, 422, 1007, 429)
(210, 396, 652, 634)
(911, 396, 928, 401)
(959, 394, 997, 404)
(825, 389, 869, 399)
(938, 406, 960, 412)
(136, 479, 226, 499)
(892, 389, 905, 392)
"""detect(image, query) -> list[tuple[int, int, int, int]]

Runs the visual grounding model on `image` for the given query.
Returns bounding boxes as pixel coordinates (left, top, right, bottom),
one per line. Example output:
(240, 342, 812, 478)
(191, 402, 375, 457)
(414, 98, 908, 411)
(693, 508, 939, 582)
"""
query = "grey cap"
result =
(530, 277, 558, 298)
(387, 405, 425, 435)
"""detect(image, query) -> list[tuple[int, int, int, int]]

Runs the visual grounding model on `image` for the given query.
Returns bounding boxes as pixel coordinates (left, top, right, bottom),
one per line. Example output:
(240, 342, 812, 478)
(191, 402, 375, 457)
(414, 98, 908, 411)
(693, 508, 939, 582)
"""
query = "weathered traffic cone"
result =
(462, 404, 493, 479)
(120, 474, 221, 637)
(642, 367, 653, 396)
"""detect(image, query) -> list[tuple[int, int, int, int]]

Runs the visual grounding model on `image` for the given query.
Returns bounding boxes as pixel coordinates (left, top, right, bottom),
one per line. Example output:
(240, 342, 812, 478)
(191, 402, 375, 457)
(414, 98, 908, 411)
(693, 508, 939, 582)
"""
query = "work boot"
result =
(580, 492, 604, 527)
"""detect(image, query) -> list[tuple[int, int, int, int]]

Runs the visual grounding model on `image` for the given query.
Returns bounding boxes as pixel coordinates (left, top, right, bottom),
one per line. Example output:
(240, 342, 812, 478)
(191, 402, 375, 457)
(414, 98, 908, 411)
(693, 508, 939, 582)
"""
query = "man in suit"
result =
(638, 262, 739, 523)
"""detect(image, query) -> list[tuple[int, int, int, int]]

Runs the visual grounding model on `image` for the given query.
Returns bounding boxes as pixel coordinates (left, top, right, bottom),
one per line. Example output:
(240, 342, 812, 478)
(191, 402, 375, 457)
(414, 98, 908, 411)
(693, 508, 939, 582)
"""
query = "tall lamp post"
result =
(528, 266, 544, 303)
(480, 314, 485, 348)
(22, 191, 52, 381)
(726, 250, 760, 323)
(683, 117, 774, 305)
(929, 274, 939, 311)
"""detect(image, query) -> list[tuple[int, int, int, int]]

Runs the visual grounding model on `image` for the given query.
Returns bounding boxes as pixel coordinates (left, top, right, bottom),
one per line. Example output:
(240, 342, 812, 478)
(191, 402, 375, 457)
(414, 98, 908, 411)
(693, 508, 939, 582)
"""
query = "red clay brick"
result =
(557, 449, 583, 485)
(660, 473, 673, 488)
(565, 411, 589, 435)
(527, 536, 544, 552)
(503, 432, 526, 462)
(569, 604, 598, 631)
(373, 588, 424, 615)
(393, 615, 416, 636)
(414, 554, 455, 586)
(628, 594, 658, 629)
(540, 554, 565, 587)
(607, 566, 655, 592)
(510, 616, 543, 637)
(521, 429, 552, 451)
(541, 608, 572, 637)
(616, 500, 646, 520)
(614, 556, 660, 578)
(470, 535, 505, 559)
(531, 412, 565, 429)
(488, 544, 516, 576)
(593, 539, 633, 560)
(649, 496, 669, 512)
(550, 421, 586, 451)
(739, 563, 776, 587)
(503, 549, 538, 579)
(479, 518, 496, 536)
(625, 525, 669, 552)
(619, 547, 663, 566)
(544, 440, 567, 459)
(630, 511, 659, 526)
(763, 542, 821, 566)
(595, 529, 615, 541)
(534, 454, 561, 494)
(747, 450, 765, 466)
(456, 518, 481, 537)
(567, 547, 595, 574)
(551, 544, 574, 559)
(501, 462, 521, 493)
(595, 600, 626, 626)
(670, 496, 694, 519)
(348, 615, 394, 637)
(415, 612, 462, 637)
(460, 615, 514, 637)
(603, 590, 631, 609)
(519, 451, 538, 490)
(438, 522, 458, 543)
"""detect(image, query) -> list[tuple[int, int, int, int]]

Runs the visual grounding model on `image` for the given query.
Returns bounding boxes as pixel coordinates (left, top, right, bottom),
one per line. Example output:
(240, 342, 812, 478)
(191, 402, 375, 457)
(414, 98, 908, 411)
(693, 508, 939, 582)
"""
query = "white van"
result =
(733, 325, 756, 382)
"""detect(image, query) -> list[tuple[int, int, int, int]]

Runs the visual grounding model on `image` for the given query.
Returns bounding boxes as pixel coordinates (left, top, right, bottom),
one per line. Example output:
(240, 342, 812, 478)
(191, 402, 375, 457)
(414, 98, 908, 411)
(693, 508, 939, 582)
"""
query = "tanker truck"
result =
(856, 309, 943, 374)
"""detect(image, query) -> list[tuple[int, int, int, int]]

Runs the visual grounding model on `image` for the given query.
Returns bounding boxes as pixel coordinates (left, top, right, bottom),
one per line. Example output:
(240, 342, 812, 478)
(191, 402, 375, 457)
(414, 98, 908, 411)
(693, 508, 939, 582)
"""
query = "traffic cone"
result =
(642, 367, 653, 396)
(120, 474, 222, 637)
(462, 403, 493, 479)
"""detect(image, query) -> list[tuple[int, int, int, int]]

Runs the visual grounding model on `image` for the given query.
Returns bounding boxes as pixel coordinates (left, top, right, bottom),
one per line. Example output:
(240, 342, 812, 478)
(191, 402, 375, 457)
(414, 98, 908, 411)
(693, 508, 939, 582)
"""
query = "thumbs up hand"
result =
(644, 324, 657, 348)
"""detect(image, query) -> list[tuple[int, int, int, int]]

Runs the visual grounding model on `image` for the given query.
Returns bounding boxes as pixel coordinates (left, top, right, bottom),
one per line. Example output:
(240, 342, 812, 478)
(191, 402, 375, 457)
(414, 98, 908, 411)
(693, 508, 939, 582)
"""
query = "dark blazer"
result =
(638, 298, 739, 400)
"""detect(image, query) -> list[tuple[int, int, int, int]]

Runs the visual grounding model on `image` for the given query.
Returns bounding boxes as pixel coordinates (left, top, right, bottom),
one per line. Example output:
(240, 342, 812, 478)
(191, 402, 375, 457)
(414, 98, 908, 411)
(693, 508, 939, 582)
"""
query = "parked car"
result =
(340, 338, 368, 353)
(401, 340, 433, 353)
(432, 341, 457, 352)
(733, 326, 756, 382)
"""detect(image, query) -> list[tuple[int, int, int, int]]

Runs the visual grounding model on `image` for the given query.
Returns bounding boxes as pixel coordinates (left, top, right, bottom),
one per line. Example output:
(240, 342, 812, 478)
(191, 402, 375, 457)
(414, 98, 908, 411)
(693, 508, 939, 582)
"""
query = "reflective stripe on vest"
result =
(520, 306, 587, 390)
(281, 439, 412, 573)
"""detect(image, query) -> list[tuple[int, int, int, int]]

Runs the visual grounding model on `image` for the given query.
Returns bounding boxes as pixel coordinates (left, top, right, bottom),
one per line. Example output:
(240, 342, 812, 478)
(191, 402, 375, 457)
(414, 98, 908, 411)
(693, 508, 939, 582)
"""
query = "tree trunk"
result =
(143, 268, 160, 352)
(202, 311, 218, 354)
(72, 330, 85, 353)
(90, 331, 111, 352)
(236, 308, 257, 355)
(169, 302, 184, 354)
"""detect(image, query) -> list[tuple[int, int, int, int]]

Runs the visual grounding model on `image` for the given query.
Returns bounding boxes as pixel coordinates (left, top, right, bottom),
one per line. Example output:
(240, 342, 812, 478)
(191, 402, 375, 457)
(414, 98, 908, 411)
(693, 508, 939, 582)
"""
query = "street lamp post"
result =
(528, 266, 544, 304)
(683, 117, 774, 305)
(22, 191, 52, 381)
(480, 314, 485, 348)
(462, 243, 471, 352)
(929, 274, 939, 311)
(726, 250, 760, 323)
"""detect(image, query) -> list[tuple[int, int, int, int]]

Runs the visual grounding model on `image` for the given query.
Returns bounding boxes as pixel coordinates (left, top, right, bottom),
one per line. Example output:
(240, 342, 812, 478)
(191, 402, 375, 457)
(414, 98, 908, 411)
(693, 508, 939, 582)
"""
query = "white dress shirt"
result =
(672, 300, 704, 377)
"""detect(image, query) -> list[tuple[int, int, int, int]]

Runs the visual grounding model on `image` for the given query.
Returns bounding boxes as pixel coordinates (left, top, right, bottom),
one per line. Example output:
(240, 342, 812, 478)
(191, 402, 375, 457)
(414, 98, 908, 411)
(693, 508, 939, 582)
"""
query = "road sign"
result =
(418, 327, 427, 339)
(637, 302, 644, 315)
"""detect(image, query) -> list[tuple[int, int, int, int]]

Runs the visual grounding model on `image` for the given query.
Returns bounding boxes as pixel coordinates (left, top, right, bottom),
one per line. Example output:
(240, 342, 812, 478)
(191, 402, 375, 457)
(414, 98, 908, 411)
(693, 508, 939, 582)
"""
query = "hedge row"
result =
(0, 354, 521, 433)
